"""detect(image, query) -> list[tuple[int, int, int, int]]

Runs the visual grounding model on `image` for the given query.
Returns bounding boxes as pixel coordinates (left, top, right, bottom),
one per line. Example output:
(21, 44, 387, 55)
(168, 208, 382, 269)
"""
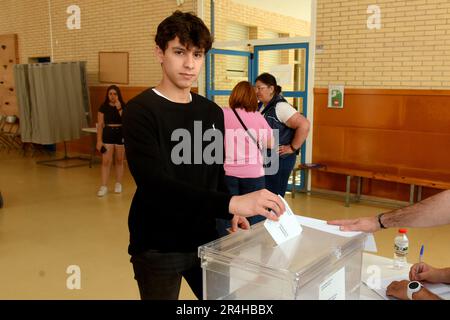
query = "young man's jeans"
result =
(265, 153, 296, 198)
(130, 249, 203, 300)
(216, 175, 266, 237)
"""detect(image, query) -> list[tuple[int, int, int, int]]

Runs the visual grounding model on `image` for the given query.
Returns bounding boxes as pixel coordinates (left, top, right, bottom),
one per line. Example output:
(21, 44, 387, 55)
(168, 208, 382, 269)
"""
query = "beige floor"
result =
(1, 151, 449, 300)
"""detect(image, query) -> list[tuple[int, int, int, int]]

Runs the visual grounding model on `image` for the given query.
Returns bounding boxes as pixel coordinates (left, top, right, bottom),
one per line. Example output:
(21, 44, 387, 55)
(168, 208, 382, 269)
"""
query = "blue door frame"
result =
(206, 43, 309, 190)
(253, 43, 309, 191)
(205, 48, 252, 101)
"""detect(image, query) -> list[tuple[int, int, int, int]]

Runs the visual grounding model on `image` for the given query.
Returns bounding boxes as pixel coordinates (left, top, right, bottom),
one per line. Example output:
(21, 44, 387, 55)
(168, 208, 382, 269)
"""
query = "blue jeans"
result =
(265, 153, 296, 198)
(216, 175, 266, 237)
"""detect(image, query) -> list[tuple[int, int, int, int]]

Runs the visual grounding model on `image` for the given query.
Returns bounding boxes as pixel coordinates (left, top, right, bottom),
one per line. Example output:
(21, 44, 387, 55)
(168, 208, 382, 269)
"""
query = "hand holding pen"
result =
(418, 245, 425, 273)
(409, 245, 443, 283)
(409, 245, 425, 281)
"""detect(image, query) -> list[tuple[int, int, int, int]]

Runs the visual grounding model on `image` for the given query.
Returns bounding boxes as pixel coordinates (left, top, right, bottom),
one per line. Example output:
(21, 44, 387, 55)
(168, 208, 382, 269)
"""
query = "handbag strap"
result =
(231, 108, 261, 150)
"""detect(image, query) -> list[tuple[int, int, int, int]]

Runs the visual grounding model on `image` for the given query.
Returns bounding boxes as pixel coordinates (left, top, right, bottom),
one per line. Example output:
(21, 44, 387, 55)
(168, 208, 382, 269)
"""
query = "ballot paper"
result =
(295, 215, 377, 252)
(264, 195, 303, 245)
(366, 274, 450, 300)
(295, 215, 361, 238)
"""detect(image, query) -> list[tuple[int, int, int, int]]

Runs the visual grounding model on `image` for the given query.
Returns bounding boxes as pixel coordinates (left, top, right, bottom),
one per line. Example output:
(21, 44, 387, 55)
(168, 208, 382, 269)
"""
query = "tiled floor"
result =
(1, 151, 449, 299)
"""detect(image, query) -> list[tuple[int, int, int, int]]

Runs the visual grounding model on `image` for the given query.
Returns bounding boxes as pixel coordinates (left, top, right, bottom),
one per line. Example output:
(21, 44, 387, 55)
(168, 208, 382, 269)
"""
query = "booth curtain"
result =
(14, 61, 90, 144)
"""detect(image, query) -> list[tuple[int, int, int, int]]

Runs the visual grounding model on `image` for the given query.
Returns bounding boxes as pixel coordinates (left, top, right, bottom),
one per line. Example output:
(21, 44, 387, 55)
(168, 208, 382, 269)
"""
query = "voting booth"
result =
(199, 217, 367, 300)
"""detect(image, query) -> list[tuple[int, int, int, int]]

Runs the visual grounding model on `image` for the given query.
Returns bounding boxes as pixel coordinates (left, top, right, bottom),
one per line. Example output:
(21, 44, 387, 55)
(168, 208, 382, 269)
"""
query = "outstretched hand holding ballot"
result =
(264, 195, 303, 245)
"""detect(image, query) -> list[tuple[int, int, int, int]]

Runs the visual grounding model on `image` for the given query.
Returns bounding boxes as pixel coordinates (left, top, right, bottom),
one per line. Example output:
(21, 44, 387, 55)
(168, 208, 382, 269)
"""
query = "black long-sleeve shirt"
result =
(122, 89, 233, 255)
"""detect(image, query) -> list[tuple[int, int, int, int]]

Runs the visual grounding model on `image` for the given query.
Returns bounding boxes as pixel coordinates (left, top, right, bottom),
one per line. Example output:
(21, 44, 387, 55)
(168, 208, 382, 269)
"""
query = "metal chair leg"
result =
(291, 169, 297, 199)
(409, 184, 415, 205)
(345, 175, 351, 207)
(356, 177, 362, 202)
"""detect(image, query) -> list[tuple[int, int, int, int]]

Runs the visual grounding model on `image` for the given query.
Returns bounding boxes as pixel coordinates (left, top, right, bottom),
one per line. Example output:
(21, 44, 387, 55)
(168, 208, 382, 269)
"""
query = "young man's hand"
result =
(327, 216, 380, 232)
(230, 215, 250, 233)
(228, 189, 285, 221)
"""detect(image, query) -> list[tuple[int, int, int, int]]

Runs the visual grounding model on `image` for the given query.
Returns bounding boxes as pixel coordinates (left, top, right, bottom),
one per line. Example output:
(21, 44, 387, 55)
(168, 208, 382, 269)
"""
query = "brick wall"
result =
(213, 0, 310, 41)
(0, 0, 198, 87)
(316, 0, 450, 89)
(1, 0, 309, 90)
(211, 0, 310, 106)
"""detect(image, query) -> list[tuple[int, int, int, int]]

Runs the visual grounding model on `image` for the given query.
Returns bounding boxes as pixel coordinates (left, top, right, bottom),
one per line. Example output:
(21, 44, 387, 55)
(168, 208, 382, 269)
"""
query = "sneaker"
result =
(97, 186, 108, 197)
(114, 183, 122, 194)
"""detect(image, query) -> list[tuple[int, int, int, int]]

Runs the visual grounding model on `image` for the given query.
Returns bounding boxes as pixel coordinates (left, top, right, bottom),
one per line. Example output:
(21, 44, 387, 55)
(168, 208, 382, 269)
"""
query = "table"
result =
(361, 252, 410, 300)
(81, 127, 97, 168)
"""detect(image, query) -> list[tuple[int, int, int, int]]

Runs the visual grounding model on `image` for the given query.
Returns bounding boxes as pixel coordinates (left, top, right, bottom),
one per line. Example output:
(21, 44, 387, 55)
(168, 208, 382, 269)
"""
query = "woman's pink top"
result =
(222, 107, 273, 178)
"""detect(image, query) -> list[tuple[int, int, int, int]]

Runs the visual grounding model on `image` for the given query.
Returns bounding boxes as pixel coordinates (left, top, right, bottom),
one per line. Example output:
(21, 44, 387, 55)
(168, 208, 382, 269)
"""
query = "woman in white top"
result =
(255, 73, 310, 197)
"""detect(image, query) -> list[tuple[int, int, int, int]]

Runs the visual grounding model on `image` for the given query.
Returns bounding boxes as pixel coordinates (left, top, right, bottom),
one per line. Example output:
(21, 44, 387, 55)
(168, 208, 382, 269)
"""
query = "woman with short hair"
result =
(217, 81, 274, 237)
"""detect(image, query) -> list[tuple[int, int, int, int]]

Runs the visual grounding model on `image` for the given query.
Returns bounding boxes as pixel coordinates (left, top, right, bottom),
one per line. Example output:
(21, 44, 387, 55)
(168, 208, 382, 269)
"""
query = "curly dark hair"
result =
(155, 10, 213, 53)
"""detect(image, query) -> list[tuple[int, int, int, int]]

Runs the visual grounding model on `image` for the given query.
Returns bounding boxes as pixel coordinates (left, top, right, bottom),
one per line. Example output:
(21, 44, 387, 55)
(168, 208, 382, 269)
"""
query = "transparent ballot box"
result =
(199, 219, 367, 300)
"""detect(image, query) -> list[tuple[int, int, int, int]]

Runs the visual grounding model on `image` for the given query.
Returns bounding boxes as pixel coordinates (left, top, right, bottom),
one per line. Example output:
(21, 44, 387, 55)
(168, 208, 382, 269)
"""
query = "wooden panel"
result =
(314, 94, 404, 129)
(312, 88, 450, 201)
(343, 128, 410, 165)
(403, 96, 450, 134)
(0, 34, 19, 116)
(313, 125, 346, 161)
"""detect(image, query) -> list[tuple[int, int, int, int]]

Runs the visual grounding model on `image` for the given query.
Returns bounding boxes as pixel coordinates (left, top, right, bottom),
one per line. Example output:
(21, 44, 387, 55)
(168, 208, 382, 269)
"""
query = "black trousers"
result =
(130, 249, 203, 300)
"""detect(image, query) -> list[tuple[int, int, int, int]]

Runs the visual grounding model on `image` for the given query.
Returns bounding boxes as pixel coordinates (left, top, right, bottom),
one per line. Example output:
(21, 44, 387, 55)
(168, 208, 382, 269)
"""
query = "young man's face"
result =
(156, 36, 205, 90)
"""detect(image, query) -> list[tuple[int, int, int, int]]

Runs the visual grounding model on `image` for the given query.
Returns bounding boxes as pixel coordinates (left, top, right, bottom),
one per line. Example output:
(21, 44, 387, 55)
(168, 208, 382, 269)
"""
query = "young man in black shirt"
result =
(122, 11, 285, 300)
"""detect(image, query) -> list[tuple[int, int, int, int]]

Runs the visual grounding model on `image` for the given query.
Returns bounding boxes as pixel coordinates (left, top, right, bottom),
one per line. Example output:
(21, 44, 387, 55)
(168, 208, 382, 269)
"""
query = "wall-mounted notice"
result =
(328, 84, 344, 109)
(99, 52, 129, 84)
(270, 64, 294, 86)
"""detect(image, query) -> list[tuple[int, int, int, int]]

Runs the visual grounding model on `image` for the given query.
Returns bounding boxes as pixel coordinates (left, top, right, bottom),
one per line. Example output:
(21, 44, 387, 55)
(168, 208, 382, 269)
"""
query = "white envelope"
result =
(264, 195, 303, 245)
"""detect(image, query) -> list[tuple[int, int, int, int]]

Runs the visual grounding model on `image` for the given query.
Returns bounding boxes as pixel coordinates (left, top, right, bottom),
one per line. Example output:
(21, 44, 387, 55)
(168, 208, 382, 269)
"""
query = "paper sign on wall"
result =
(328, 84, 344, 109)
(269, 64, 294, 86)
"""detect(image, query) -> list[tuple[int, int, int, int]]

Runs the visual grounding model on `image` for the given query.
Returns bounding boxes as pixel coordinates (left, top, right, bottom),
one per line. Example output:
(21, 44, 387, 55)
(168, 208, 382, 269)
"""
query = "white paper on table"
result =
(264, 195, 302, 245)
(295, 215, 362, 237)
(295, 215, 377, 252)
(366, 274, 450, 300)
(363, 234, 377, 253)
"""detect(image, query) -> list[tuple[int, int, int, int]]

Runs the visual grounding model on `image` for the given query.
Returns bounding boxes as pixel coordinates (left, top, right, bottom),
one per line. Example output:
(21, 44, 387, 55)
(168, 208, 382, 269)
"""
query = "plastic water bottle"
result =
(393, 229, 409, 269)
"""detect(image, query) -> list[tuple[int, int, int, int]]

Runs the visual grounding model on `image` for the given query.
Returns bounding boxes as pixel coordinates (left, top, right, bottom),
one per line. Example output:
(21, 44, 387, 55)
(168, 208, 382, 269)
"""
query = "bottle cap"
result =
(399, 228, 408, 234)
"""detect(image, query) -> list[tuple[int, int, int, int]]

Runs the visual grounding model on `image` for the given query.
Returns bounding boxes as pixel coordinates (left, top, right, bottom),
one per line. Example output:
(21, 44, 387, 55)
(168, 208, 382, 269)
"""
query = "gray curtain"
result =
(14, 64, 32, 141)
(14, 62, 90, 144)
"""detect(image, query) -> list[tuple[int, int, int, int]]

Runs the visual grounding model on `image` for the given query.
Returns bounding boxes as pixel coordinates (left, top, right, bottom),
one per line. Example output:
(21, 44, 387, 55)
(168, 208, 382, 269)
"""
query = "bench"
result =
(316, 165, 450, 207)
(291, 163, 326, 198)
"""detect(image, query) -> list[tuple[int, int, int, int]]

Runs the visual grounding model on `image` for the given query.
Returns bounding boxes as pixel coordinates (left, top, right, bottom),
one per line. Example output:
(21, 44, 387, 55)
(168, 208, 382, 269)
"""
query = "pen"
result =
(417, 245, 424, 276)
(419, 244, 424, 264)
